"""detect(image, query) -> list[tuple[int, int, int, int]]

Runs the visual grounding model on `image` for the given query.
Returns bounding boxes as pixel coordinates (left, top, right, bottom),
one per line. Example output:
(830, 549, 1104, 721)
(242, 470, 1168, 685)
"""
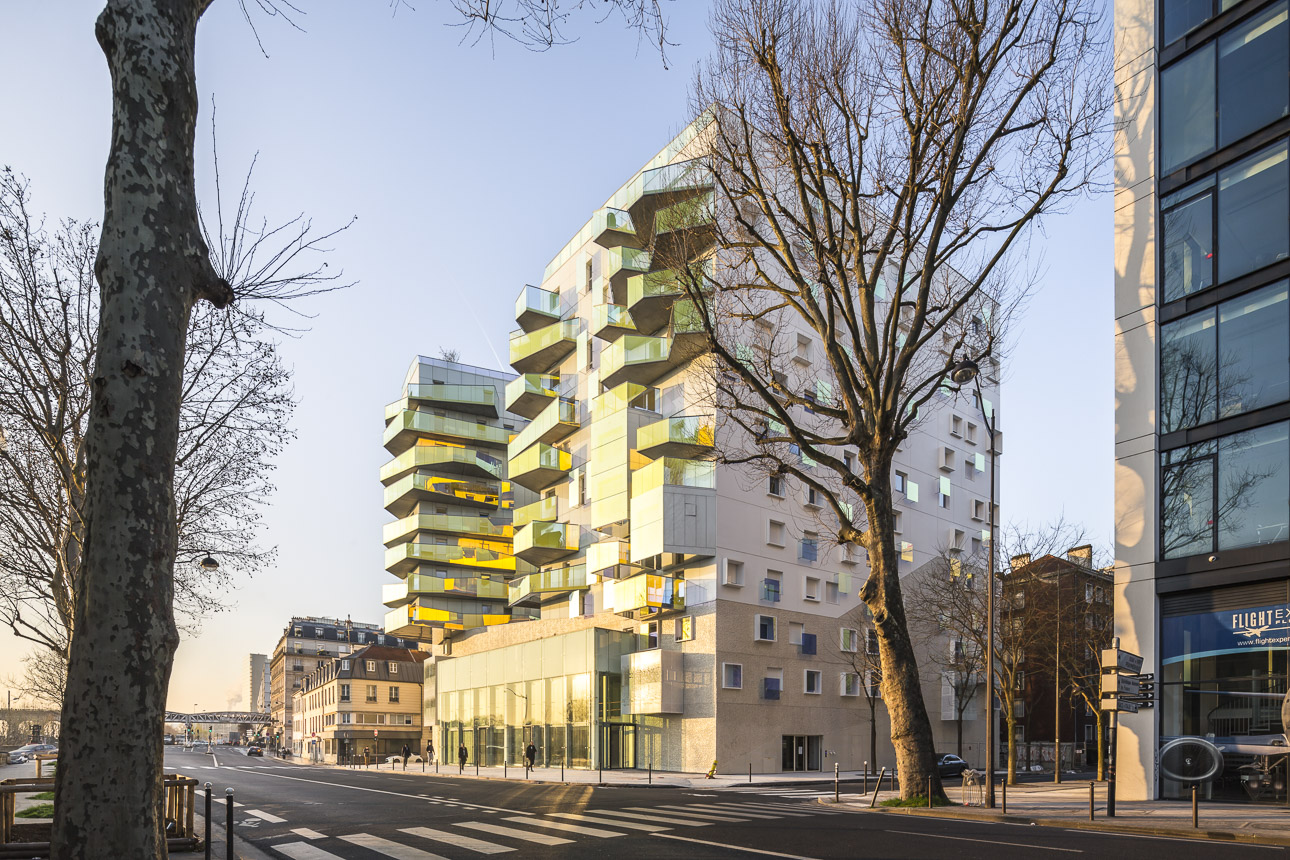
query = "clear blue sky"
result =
(0, 0, 1112, 711)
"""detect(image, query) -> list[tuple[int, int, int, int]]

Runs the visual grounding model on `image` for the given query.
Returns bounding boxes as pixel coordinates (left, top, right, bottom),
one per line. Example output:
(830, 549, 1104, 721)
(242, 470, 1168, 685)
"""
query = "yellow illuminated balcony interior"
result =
(382, 513, 512, 547)
(383, 409, 511, 453)
(513, 494, 559, 529)
(515, 285, 561, 332)
(403, 383, 499, 418)
(504, 373, 559, 420)
(637, 414, 715, 460)
(592, 206, 638, 248)
(513, 520, 580, 565)
(383, 573, 509, 605)
(508, 564, 589, 606)
(379, 443, 503, 484)
(509, 319, 579, 374)
(384, 540, 516, 576)
(510, 397, 578, 453)
(383, 473, 509, 517)
(508, 442, 573, 492)
(631, 457, 716, 497)
(600, 334, 672, 388)
(612, 571, 685, 615)
(592, 304, 637, 342)
(388, 604, 514, 635)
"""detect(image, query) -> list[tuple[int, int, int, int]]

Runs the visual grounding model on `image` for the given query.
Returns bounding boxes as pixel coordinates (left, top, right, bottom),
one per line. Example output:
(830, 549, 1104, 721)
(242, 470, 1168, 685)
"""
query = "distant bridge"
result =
(164, 711, 272, 724)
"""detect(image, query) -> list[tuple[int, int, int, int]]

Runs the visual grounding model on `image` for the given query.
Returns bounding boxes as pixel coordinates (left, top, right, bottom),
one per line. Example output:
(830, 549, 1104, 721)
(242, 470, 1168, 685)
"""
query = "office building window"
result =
(1219, 142, 1290, 284)
(722, 663, 743, 689)
(1162, 43, 1215, 173)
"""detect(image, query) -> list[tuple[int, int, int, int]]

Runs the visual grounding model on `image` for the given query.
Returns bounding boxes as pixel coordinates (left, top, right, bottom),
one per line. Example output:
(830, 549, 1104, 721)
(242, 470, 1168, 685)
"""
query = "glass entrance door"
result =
(781, 735, 823, 771)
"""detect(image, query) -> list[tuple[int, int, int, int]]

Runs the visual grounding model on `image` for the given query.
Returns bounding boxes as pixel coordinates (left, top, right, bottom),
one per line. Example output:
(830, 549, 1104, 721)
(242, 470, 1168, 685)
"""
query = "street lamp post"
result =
(951, 359, 998, 808)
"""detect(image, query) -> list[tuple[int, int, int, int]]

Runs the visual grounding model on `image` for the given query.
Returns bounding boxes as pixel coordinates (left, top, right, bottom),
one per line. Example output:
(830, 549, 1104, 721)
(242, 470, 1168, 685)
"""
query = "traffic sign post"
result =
(1100, 638, 1150, 817)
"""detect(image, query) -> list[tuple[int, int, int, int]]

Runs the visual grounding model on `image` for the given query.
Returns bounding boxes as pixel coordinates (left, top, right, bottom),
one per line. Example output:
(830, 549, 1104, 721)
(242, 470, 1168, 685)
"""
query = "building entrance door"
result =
(781, 735, 822, 771)
(600, 724, 636, 769)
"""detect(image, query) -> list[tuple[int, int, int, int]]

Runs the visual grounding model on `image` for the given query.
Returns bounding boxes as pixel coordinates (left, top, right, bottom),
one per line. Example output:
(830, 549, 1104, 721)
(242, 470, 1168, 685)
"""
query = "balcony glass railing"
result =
(378, 445, 503, 483)
(592, 304, 637, 337)
(627, 270, 684, 309)
(631, 457, 716, 497)
(509, 397, 578, 453)
(513, 495, 559, 529)
(637, 415, 715, 453)
(384, 410, 511, 449)
(641, 159, 713, 196)
(509, 319, 579, 368)
(515, 284, 560, 321)
(508, 443, 572, 482)
(508, 564, 589, 604)
(614, 571, 685, 613)
(385, 541, 516, 573)
(504, 373, 559, 412)
(605, 247, 651, 280)
(593, 207, 637, 241)
(382, 514, 512, 546)
(654, 192, 714, 234)
(404, 383, 498, 414)
(382, 473, 506, 510)
(586, 539, 631, 573)
(514, 521, 578, 556)
(401, 572, 510, 600)
(601, 335, 671, 381)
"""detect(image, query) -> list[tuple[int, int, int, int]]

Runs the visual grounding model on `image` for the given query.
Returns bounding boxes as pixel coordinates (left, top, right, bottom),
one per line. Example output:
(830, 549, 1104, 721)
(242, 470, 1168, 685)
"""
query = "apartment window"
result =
(365, 660, 376, 672)
(339, 684, 350, 702)
(762, 571, 782, 602)
(866, 668, 883, 698)
(768, 520, 786, 546)
(894, 471, 907, 494)
(841, 628, 859, 653)
(676, 615, 694, 642)
(365, 684, 378, 703)
(789, 621, 805, 646)
(804, 577, 820, 601)
(794, 334, 812, 364)
(388, 662, 398, 675)
(294, 626, 303, 637)
(951, 414, 963, 437)
(899, 540, 914, 563)
(799, 533, 819, 562)
(755, 614, 777, 641)
(825, 581, 840, 604)
(844, 451, 855, 473)
(294, 644, 303, 655)
(356, 631, 365, 643)
(578, 470, 587, 507)
(340, 712, 352, 724)
(966, 422, 978, 444)
(804, 670, 822, 695)
(722, 558, 745, 586)
(314, 627, 323, 638)
(972, 499, 987, 521)
(1016, 670, 1026, 691)
(804, 486, 821, 507)
(646, 620, 660, 649)
(722, 663, 743, 689)
(938, 476, 951, 509)
(768, 474, 785, 497)
(586, 259, 594, 293)
(841, 672, 861, 697)
(292, 662, 303, 672)
(939, 446, 956, 472)
(906, 480, 919, 503)
(389, 686, 400, 703)
(1162, 40, 1216, 173)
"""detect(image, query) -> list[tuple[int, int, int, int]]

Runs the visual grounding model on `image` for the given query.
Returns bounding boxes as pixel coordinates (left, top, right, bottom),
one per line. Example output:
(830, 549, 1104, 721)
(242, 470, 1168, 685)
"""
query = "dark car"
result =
(936, 753, 969, 777)
(7, 743, 57, 764)
(246, 746, 264, 757)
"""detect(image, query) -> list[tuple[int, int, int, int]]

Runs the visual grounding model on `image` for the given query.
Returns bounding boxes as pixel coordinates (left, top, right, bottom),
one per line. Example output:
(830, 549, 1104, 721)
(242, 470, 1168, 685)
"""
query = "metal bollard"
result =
(1089, 782, 1095, 820)
(869, 767, 886, 808)
(225, 788, 234, 860)
(476, 760, 479, 777)
(749, 762, 752, 784)
(648, 757, 652, 785)
(1192, 784, 1198, 828)
(862, 761, 868, 794)
(599, 761, 603, 785)
(835, 762, 840, 803)
(204, 783, 212, 860)
(1002, 779, 1008, 814)
(561, 757, 565, 782)
(504, 760, 508, 779)
(927, 776, 932, 808)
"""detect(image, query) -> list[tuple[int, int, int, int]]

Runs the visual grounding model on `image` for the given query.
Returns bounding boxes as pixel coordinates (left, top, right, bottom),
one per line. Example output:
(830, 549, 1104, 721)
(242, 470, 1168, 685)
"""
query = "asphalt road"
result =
(164, 748, 1285, 860)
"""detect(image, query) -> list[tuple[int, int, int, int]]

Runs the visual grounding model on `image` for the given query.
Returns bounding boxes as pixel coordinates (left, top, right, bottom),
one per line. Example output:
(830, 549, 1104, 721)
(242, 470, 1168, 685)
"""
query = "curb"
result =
(828, 800, 1290, 847)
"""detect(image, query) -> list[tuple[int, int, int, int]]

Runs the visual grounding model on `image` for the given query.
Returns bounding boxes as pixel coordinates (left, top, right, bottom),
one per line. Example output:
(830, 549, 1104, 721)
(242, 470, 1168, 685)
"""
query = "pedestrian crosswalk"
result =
(266, 801, 840, 859)
(716, 785, 845, 800)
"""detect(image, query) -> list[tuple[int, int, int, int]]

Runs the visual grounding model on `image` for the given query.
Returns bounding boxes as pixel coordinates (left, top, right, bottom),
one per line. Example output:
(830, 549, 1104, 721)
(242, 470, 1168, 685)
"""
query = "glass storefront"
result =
(1161, 590, 1290, 803)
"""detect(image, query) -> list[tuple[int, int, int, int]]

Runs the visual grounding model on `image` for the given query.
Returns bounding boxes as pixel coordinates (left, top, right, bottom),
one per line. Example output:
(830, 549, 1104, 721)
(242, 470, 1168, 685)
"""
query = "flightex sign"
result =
(1162, 602, 1290, 664)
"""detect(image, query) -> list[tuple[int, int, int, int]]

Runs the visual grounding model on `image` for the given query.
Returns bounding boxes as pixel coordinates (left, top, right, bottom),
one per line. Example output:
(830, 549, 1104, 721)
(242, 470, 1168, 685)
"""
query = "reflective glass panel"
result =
(1162, 192, 1214, 302)
(1217, 282, 1290, 418)
(1162, 45, 1216, 173)
(1161, 307, 1217, 433)
(1217, 141, 1290, 282)
(1218, 422, 1289, 550)
(1161, 440, 1216, 558)
(1163, 0, 1213, 45)
(1217, 2, 1289, 148)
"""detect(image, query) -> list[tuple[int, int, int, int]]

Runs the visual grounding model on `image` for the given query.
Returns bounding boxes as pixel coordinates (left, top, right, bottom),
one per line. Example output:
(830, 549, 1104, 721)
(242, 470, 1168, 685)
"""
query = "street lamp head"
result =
(200, 555, 219, 571)
(949, 359, 980, 385)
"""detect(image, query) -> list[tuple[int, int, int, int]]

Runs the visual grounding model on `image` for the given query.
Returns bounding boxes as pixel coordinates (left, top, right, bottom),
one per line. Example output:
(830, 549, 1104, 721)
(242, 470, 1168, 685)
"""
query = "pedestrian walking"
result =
(524, 742, 536, 776)
(426, 738, 435, 764)
(401, 743, 410, 771)
(458, 743, 468, 774)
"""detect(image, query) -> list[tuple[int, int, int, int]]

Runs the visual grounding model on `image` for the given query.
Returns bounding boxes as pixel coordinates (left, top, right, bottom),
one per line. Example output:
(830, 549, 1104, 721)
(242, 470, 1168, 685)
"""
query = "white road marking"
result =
(651, 833, 823, 859)
(340, 833, 449, 859)
(246, 809, 287, 823)
(399, 826, 514, 854)
(222, 769, 529, 814)
(291, 828, 326, 839)
(455, 822, 573, 846)
(585, 810, 709, 827)
(644, 805, 753, 822)
(718, 801, 839, 814)
(501, 816, 623, 838)
(271, 843, 345, 860)
(885, 829, 1083, 853)
(676, 804, 787, 819)
(547, 812, 670, 832)
(704, 802, 820, 816)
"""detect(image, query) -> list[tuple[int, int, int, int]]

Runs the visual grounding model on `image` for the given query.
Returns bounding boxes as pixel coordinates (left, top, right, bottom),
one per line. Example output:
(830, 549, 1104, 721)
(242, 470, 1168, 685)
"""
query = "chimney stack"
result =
(1010, 553, 1031, 572)
(1067, 544, 1093, 567)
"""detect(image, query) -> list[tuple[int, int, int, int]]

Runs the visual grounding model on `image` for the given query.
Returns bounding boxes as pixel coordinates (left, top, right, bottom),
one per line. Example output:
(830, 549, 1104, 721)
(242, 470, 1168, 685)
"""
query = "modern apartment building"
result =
(424, 118, 1002, 774)
(292, 643, 428, 763)
(1115, 0, 1290, 803)
(246, 653, 270, 714)
(269, 616, 419, 754)
(380, 357, 533, 640)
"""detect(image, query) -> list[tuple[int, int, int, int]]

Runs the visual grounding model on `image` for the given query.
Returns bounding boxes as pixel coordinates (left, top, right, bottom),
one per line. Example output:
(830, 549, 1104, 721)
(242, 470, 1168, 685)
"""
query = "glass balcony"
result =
(513, 520, 579, 565)
(612, 571, 685, 615)
(592, 304, 638, 342)
(395, 572, 510, 601)
(385, 540, 516, 576)
(600, 334, 672, 388)
(507, 442, 573, 492)
(591, 207, 638, 248)
(631, 457, 716, 497)
(382, 580, 411, 607)
(637, 414, 715, 460)
(641, 159, 712, 197)
(504, 373, 559, 420)
(508, 564, 589, 606)
(625, 270, 684, 334)
(382, 513, 512, 548)
(383, 473, 508, 517)
(383, 409, 511, 454)
(509, 319, 579, 374)
(390, 604, 514, 634)
(513, 494, 559, 529)
(653, 191, 714, 236)
(404, 383, 499, 418)
(509, 397, 578, 454)
(515, 285, 561, 332)
(586, 538, 632, 576)
(379, 444, 503, 484)
(605, 246, 652, 292)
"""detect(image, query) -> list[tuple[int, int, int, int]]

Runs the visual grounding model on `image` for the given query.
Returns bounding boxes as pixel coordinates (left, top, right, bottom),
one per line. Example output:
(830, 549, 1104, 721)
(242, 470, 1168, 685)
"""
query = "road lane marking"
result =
(501, 816, 623, 838)
(885, 829, 1083, 853)
(548, 812, 670, 832)
(644, 805, 753, 822)
(340, 833, 450, 859)
(585, 810, 710, 827)
(651, 833, 822, 859)
(291, 828, 326, 839)
(246, 809, 287, 823)
(702, 803, 818, 817)
(1060, 829, 1285, 849)
(717, 801, 840, 813)
(455, 822, 573, 846)
(271, 843, 345, 860)
(677, 804, 792, 819)
(223, 769, 530, 814)
(399, 826, 514, 854)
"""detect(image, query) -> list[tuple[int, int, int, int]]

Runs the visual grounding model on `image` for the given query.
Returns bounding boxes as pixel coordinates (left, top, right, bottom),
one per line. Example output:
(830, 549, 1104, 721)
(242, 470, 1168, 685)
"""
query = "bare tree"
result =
(437, 347, 462, 363)
(58, 3, 672, 856)
(824, 615, 887, 772)
(667, 0, 1109, 799)
(5, 648, 69, 711)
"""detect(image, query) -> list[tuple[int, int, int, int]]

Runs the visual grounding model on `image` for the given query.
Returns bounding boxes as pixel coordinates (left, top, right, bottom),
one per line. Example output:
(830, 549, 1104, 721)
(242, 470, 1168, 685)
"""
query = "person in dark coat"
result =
(524, 742, 537, 774)
(458, 742, 468, 774)
(401, 743, 411, 770)
(426, 738, 435, 764)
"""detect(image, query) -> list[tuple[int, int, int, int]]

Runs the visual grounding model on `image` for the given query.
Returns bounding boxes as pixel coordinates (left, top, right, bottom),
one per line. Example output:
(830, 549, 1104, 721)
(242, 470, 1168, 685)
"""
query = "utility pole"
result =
(1054, 573, 1062, 784)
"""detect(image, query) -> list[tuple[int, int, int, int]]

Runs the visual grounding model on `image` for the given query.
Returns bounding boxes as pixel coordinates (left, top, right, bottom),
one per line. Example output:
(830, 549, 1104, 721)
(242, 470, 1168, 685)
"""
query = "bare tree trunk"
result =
(1006, 711, 1018, 786)
(53, 2, 229, 856)
(1095, 711, 1105, 781)
(956, 716, 963, 759)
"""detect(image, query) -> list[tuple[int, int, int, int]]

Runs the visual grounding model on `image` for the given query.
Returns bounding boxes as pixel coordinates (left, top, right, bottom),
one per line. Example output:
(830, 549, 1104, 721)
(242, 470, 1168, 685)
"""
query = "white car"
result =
(386, 753, 422, 764)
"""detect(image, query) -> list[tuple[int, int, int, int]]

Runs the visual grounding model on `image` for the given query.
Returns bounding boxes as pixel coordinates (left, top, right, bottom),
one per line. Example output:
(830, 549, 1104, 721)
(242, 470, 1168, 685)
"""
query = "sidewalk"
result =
(834, 779, 1290, 846)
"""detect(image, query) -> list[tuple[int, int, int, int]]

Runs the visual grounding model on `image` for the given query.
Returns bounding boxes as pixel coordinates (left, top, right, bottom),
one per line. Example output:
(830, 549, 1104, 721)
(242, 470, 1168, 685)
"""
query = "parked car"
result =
(935, 753, 969, 778)
(246, 746, 264, 757)
(7, 743, 57, 764)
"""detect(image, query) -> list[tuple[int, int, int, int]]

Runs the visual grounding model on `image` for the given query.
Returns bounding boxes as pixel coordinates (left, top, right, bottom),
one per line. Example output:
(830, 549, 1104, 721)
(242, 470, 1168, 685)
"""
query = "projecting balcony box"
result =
(513, 520, 580, 566)
(610, 571, 686, 618)
(599, 335, 673, 388)
(383, 409, 511, 454)
(591, 207, 639, 249)
(379, 445, 503, 485)
(382, 573, 509, 607)
(620, 649, 684, 715)
(387, 602, 513, 635)
(513, 493, 560, 529)
(383, 473, 508, 517)
(382, 513, 512, 548)
(515, 285, 561, 332)
(604, 246, 652, 304)
(505, 373, 560, 420)
(621, 159, 714, 220)
(384, 541, 516, 577)
(626, 270, 686, 334)
(508, 442, 573, 492)
(509, 397, 578, 455)
(507, 564, 589, 606)
(628, 458, 717, 563)
(403, 383, 499, 418)
(592, 304, 638, 342)
(651, 192, 715, 261)
(637, 414, 715, 460)
(509, 319, 579, 374)
(586, 538, 635, 579)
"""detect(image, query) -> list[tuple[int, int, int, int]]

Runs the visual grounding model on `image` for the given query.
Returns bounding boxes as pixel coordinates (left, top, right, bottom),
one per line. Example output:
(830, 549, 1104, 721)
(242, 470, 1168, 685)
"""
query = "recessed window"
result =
(950, 414, 963, 437)
(389, 686, 400, 703)
(966, 422, 978, 444)
(388, 662, 398, 674)
(825, 581, 840, 604)
(365, 660, 376, 672)
(804, 577, 820, 601)
(676, 615, 694, 642)
(804, 670, 822, 695)
(722, 558, 745, 586)
(340, 660, 350, 671)
(755, 614, 777, 642)
(768, 474, 785, 497)
(722, 663, 743, 689)
(761, 573, 782, 603)
(841, 672, 861, 697)
(840, 628, 859, 653)
(894, 471, 907, 494)
(789, 621, 804, 646)
(768, 520, 786, 546)
(805, 486, 821, 507)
